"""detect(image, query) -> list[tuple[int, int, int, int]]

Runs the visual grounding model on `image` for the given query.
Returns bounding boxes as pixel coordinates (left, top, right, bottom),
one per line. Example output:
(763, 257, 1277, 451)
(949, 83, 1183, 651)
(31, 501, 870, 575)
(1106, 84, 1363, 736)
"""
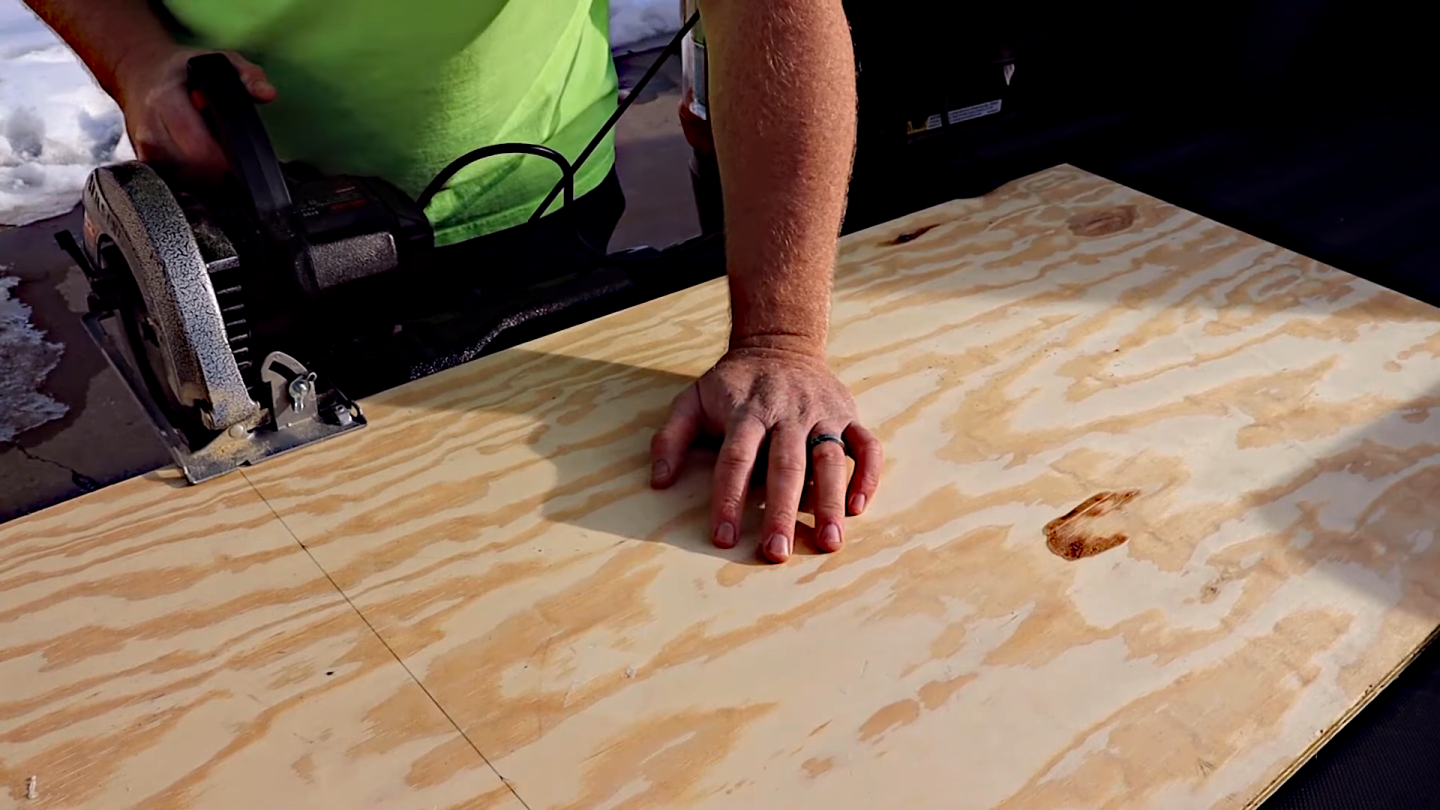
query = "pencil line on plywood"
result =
(238, 470, 536, 810)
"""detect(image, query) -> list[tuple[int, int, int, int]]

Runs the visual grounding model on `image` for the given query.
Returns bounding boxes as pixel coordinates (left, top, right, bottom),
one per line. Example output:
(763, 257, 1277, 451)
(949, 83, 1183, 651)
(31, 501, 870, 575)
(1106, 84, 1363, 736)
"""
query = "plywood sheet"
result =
(0, 471, 521, 809)
(236, 165, 1440, 808)
(12, 165, 1440, 809)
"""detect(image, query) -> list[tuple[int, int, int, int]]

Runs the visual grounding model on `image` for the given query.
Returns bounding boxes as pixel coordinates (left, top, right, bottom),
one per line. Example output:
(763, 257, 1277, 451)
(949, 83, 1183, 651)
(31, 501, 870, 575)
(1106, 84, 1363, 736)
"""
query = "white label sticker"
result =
(682, 37, 708, 117)
(948, 99, 1003, 125)
(693, 42, 708, 115)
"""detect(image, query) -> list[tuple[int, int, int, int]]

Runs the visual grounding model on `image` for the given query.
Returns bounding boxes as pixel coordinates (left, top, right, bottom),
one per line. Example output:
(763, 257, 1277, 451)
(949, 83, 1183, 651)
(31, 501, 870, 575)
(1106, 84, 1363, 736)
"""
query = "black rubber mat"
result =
(1265, 635, 1440, 809)
(1074, 103, 1440, 310)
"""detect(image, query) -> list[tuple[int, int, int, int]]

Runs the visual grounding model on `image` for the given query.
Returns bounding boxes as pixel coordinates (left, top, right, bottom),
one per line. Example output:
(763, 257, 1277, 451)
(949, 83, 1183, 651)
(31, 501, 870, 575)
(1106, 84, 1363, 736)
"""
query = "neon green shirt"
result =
(164, 0, 617, 247)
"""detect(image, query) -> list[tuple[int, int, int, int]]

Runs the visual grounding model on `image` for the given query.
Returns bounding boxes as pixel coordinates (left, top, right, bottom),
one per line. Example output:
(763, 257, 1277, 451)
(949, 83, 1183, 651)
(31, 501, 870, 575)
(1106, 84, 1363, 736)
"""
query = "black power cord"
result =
(528, 10, 700, 223)
(416, 143, 574, 213)
(416, 11, 716, 266)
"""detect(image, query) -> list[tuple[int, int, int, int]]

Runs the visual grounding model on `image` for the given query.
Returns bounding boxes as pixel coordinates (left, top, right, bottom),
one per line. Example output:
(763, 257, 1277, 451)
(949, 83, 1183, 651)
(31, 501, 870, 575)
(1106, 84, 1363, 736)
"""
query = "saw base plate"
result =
(83, 308, 365, 484)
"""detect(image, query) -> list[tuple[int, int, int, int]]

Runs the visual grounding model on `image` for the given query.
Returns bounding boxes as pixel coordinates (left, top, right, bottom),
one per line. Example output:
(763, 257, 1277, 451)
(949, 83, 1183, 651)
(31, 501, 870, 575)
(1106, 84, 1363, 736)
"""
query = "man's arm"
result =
(23, 0, 176, 109)
(703, 0, 855, 356)
(23, 0, 275, 179)
(650, 0, 883, 564)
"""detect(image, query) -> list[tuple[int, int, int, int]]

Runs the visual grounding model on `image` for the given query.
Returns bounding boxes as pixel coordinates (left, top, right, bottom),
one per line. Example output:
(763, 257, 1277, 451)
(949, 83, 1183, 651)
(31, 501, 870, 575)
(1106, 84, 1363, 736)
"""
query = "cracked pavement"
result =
(0, 210, 169, 524)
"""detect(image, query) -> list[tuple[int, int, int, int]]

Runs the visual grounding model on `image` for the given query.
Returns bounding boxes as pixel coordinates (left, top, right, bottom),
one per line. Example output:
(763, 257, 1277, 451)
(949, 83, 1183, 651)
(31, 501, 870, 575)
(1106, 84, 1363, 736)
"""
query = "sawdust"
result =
(0, 272, 67, 443)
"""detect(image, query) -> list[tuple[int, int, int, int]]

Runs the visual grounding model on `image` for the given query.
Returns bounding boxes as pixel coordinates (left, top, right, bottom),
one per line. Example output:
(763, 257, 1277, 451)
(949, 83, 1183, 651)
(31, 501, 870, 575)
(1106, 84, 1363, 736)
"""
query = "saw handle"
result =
(186, 53, 291, 219)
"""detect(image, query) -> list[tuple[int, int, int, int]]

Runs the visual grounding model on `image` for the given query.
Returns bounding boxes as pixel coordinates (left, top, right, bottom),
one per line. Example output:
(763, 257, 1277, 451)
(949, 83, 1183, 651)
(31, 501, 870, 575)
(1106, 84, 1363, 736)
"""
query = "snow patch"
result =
(4, 104, 42, 158)
(611, 0, 682, 52)
(0, 0, 134, 226)
(0, 273, 68, 443)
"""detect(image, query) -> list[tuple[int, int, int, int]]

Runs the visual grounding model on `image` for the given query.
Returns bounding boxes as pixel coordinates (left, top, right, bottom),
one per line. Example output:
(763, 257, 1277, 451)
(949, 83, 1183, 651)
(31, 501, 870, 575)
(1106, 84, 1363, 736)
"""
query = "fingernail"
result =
(713, 522, 736, 548)
(765, 533, 791, 561)
(651, 460, 669, 483)
(257, 80, 275, 94)
(820, 523, 842, 552)
(850, 494, 867, 515)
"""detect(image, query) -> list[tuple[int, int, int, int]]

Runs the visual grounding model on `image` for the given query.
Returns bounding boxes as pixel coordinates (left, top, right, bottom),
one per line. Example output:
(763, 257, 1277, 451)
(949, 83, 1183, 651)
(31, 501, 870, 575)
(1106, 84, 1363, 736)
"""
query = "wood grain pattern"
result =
(0, 471, 521, 809)
(11, 164, 1440, 809)
(233, 165, 1440, 808)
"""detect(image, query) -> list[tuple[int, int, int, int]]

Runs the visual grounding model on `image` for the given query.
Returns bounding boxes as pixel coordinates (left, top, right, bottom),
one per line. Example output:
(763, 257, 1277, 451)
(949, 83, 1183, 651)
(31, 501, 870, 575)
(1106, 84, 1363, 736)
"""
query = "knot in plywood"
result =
(1068, 205, 1138, 237)
(1044, 490, 1142, 560)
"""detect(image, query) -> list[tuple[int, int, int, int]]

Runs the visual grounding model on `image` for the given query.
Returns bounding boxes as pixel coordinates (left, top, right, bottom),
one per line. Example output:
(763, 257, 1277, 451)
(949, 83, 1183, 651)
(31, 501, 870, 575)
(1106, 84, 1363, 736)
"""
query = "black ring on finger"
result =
(808, 433, 846, 454)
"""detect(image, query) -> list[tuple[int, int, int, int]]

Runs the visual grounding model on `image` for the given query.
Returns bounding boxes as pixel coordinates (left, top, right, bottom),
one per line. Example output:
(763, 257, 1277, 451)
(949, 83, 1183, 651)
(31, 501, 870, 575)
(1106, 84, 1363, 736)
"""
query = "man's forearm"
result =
(22, 0, 178, 107)
(699, 0, 857, 355)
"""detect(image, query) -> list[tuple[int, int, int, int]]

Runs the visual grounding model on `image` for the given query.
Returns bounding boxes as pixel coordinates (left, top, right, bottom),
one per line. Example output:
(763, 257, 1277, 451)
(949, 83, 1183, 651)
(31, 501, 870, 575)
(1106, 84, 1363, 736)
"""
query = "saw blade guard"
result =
(81, 162, 260, 430)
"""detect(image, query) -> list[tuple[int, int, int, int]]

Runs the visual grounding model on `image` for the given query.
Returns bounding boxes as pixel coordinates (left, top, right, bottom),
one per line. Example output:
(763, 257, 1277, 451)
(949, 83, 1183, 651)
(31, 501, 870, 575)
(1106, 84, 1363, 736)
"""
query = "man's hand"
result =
(665, 0, 873, 562)
(23, 1, 274, 181)
(115, 47, 276, 182)
(650, 345, 882, 563)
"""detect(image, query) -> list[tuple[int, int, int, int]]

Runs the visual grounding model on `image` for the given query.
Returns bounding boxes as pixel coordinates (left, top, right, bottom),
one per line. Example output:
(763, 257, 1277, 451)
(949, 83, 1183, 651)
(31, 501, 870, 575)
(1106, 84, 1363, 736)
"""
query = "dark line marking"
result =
(241, 472, 534, 810)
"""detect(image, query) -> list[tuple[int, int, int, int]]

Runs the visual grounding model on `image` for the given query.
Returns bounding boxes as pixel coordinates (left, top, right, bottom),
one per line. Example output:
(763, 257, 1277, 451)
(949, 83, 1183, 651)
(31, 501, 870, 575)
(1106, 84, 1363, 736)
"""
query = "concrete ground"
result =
(0, 48, 700, 524)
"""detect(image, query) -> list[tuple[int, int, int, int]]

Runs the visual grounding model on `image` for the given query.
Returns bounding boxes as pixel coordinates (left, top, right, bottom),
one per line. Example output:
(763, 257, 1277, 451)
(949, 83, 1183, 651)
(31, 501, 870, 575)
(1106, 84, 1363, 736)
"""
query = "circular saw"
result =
(56, 54, 434, 483)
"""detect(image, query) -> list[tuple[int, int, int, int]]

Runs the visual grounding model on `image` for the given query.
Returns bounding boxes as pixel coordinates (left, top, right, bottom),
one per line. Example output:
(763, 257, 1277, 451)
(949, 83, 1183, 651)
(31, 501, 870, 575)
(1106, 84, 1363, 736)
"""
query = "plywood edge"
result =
(1245, 623, 1440, 808)
(836, 162, 1091, 243)
(835, 179, 1031, 249)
